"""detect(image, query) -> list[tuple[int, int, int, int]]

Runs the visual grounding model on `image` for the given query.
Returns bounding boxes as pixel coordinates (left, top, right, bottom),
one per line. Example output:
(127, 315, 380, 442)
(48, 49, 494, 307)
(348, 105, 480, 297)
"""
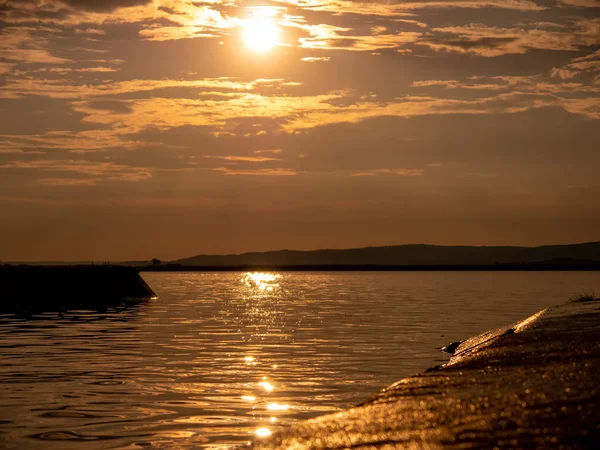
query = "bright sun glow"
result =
(242, 15, 280, 52)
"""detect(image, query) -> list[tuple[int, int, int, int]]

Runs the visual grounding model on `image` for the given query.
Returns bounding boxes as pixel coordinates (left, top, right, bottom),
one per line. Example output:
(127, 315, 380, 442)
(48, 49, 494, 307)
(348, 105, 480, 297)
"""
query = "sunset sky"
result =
(1, 0, 599, 261)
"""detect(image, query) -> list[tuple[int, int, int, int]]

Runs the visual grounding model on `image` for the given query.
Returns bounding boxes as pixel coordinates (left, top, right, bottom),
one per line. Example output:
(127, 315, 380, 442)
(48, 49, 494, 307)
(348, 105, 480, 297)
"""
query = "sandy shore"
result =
(254, 298, 600, 449)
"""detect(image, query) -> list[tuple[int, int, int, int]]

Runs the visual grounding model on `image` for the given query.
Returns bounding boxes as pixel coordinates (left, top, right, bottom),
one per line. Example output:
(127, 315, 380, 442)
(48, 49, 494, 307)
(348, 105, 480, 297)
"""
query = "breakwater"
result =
(0, 265, 156, 312)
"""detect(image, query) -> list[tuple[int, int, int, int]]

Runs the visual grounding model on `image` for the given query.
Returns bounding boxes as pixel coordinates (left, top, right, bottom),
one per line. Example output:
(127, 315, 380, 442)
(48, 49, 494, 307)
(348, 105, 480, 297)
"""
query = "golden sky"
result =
(1, 0, 599, 260)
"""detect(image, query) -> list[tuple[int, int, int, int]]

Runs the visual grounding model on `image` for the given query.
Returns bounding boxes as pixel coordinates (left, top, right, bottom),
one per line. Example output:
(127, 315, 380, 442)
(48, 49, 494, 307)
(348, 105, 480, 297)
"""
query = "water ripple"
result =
(1, 271, 598, 449)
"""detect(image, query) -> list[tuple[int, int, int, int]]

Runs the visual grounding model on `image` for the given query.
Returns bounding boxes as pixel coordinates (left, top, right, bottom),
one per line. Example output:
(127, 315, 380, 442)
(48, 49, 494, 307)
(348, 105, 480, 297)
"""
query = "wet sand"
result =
(254, 298, 600, 449)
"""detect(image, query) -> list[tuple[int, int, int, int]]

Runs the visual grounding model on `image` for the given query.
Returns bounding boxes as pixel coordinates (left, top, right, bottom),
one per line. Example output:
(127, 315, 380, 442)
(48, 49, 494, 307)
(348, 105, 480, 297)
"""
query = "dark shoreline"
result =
(254, 298, 600, 449)
(138, 262, 600, 272)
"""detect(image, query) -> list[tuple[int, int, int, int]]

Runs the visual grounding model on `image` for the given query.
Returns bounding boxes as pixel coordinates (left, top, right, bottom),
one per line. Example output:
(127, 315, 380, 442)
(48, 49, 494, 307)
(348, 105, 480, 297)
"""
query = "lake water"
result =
(1, 271, 599, 449)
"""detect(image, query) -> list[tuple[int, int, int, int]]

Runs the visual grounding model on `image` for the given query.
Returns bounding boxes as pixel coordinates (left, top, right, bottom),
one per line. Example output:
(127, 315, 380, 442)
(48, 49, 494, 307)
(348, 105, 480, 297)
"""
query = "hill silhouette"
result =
(172, 242, 600, 267)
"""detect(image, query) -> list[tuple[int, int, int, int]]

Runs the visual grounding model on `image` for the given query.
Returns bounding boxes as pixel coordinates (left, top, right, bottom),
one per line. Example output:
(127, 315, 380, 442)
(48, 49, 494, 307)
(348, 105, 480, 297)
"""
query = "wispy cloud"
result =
(421, 19, 600, 56)
(0, 62, 15, 75)
(0, 28, 71, 64)
(0, 77, 254, 99)
(297, 23, 422, 51)
(558, 0, 600, 7)
(0, 159, 153, 184)
(301, 56, 331, 62)
(38, 178, 97, 186)
(204, 155, 282, 162)
(351, 168, 424, 177)
(254, 149, 283, 155)
(551, 50, 600, 79)
(213, 167, 297, 176)
(272, 0, 545, 15)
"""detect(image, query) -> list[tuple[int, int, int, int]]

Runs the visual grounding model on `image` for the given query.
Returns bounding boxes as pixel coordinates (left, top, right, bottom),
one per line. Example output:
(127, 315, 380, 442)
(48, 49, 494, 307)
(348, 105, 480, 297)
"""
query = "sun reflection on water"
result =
(235, 272, 293, 441)
(255, 427, 272, 438)
(267, 402, 290, 411)
(242, 272, 281, 291)
(258, 380, 275, 392)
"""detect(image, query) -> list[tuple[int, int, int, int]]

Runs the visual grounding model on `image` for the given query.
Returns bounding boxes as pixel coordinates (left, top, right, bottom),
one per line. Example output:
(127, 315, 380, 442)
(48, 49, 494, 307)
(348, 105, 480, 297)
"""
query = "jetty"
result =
(0, 265, 156, 312)
(254, 297, 600, 449)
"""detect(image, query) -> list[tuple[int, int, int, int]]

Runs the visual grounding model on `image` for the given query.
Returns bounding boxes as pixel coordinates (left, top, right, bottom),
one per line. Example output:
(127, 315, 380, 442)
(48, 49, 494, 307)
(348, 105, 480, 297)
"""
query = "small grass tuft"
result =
(570, 290, 599, 303)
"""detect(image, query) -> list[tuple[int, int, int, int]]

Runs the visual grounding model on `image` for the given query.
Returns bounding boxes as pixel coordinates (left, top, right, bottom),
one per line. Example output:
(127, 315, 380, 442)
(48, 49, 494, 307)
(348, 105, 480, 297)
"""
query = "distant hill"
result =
(173, 242, 600, 267)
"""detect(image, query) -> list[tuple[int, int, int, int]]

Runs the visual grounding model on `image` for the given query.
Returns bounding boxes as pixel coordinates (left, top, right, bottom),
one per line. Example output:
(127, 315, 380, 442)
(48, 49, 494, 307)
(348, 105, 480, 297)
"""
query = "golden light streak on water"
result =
(267, 403, 290, 411)
(255, 428, 272, 438)
(258, 381, 275, 392)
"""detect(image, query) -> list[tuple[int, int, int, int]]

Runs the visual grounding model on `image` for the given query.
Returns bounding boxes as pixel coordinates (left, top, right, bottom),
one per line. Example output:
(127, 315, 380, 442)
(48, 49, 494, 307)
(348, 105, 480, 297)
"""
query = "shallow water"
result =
(1, 271, 599, 449)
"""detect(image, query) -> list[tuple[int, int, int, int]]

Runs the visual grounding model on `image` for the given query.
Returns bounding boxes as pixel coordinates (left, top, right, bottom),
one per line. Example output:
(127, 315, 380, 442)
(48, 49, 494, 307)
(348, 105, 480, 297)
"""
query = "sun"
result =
(242, 12, 281, 52)
(243, 18, 280, 52)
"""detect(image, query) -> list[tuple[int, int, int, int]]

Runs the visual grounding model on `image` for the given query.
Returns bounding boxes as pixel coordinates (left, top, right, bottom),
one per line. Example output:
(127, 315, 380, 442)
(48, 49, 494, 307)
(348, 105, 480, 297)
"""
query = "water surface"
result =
(1, 271, 599, 449)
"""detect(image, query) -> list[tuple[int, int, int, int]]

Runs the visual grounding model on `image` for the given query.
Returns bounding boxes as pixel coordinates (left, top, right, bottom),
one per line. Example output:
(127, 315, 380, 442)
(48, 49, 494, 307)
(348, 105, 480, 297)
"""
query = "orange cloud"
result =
(0, 159, 152, 182)
(272, 0, 545, 15)
(351, 168, 424, 177)
(213, 167, 297, 176)
(39, 178, 98, 186)
(301, 56, 330, 62)
(421, 19, 600, 56)
(204, 155, 282, 162)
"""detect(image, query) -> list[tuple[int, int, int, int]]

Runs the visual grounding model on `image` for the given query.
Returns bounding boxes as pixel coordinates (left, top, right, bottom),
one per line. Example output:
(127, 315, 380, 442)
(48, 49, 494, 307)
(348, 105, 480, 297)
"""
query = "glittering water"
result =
(1, 271, 599, 449)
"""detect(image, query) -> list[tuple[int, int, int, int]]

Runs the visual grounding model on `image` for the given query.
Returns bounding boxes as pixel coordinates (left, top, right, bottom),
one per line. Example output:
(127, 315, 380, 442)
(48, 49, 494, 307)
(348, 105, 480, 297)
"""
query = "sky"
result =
(0, 0, 599, 261)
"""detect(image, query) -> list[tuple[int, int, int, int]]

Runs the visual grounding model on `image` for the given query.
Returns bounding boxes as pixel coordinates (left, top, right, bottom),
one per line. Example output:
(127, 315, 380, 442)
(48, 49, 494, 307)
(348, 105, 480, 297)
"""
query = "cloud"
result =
(2, 66, 597, 161)
(300, 29, 422, 51)
(38, 178, 97, 186)
(0, 28, 71, 64)
(0, 0, 233, 43)
(254, 149, 283, 154)
(61, 0, 153, 12)
(213, 167, 297, 176)
(0, 77, 254, 100)
(73, 27, 106, 35)
(558, 0, 600, 7)
(122, 2, 234, 41)
(301, 56, 331, 62)
(0, 159, 153, 184)
(25, 66, 119, 74)
(0, 49, 71, 64)
(421, 19, 600, 56)
(76, 66, 119, 72)
(0, 0, 594, 59)
(411, 79, 508, 90)
(351, 168, 424, 177)
(551, 50, 600, 79)
(272, 1, 545, 15)
(204, 155, 282, 162)
(410, 67, 600, 119)
(282, 20, 422, 51)
(550, 68, 579, 80)
(137, 26, 220, 41)
(0, 1, 597, 174)
(0, 62, 15, 75)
